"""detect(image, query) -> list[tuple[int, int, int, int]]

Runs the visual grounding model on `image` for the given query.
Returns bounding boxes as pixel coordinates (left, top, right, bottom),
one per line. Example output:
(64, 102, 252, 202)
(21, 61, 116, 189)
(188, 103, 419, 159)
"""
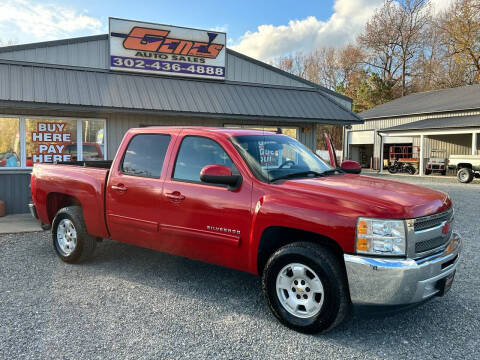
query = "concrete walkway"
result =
(0, 213, 44, 234)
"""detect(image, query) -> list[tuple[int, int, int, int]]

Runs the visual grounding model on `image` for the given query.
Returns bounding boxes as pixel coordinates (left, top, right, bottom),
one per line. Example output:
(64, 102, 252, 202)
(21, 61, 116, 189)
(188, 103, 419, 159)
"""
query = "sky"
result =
(0, 0, 456, 62)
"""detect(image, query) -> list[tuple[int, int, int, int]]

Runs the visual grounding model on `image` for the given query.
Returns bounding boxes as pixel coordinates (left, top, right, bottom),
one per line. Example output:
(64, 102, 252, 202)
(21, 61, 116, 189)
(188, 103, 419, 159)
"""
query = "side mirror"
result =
(341, 160, 362, 174)
(200, 164, 242, 190)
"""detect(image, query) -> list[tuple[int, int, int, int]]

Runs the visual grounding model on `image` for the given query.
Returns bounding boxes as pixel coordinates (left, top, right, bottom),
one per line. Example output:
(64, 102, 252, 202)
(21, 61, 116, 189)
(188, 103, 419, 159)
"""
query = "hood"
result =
(279, 174, 451, 219)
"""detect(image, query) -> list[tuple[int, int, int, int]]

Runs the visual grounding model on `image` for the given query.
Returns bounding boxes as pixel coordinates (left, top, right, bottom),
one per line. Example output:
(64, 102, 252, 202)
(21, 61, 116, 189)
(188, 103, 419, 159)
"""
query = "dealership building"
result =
(345, 84, 480, 175)
(0, 18, 361, 214)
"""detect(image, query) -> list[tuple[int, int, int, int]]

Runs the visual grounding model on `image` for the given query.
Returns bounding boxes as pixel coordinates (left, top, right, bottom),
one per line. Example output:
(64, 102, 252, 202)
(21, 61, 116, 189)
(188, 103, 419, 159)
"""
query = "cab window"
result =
(173, 136, 236, 182)
(121, 134, 171, 178)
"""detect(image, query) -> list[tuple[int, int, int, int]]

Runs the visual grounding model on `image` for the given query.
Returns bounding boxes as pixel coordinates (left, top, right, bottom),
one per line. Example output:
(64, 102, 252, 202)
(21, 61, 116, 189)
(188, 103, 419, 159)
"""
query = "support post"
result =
(379, 134, 384, 173)
(472, 132, 478, 155)
(419, 134, 424, 176)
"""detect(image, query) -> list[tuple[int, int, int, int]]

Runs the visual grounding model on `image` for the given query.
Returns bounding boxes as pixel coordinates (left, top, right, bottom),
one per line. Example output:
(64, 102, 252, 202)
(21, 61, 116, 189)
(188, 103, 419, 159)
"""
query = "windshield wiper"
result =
(321, 168, 344, 175)
(269, 168, 344, 183)
(270, 171, 325, 182)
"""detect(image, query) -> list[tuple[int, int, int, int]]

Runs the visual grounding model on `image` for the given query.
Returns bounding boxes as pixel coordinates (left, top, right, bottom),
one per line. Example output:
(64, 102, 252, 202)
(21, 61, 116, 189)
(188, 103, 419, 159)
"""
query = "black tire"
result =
(425, 169, 432, 175)
(441, 170, 447, 176)
(40, 223, 51, 231)
(262, 242, 350, 334)
(387, 166, 398, 174)
(457, 168, 473, 183)
(52, 206, 96, 263)
(406, 166, 416, 175)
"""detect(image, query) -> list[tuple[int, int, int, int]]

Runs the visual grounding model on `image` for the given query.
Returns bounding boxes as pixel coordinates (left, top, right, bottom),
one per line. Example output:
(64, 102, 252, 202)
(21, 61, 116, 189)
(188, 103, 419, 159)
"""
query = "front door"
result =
(106, 132, 173, 248)
(159, 134, 253, 271)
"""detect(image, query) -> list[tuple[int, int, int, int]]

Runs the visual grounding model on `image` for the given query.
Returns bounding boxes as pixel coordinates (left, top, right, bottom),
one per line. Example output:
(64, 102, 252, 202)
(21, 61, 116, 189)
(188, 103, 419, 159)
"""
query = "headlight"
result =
(356, 218, 406, 256)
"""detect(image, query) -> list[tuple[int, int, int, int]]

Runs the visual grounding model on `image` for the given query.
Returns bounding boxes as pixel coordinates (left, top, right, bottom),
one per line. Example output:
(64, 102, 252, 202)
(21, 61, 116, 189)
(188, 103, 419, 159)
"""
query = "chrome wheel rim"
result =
(56, 219, 77, 256)
(276, 263, 325, 319)
(459, 171, 467, 181)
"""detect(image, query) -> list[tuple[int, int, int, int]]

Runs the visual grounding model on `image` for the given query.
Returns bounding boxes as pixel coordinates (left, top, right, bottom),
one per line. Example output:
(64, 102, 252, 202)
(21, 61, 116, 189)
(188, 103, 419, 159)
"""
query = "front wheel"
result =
(262, 242, 350, 334)
(52, 206, 97, 263)
(457, 168, 474, 183)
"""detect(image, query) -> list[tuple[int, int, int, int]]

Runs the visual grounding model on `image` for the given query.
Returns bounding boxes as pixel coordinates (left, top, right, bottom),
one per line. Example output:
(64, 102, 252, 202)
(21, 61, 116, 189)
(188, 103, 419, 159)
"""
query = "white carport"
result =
(378, 115, 480, 176)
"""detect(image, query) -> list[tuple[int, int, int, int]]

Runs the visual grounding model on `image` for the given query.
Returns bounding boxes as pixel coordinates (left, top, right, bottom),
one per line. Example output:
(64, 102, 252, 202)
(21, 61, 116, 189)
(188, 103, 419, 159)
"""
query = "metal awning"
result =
(0, 61, 362, 124)
(380, 115, 480, 135)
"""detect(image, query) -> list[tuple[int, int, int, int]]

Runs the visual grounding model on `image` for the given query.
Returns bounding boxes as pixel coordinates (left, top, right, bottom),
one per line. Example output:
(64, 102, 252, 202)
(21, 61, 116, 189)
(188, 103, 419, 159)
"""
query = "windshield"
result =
(231, 134, 332, 182)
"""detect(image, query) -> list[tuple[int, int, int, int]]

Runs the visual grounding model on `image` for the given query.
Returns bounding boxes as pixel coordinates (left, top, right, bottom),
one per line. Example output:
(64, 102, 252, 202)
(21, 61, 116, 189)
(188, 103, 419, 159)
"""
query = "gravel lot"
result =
(1, 175, 479, 360)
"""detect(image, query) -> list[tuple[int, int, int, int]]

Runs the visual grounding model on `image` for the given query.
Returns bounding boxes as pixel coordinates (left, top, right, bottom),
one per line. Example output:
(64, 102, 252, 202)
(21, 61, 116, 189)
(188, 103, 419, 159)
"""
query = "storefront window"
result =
(82, 120, 105, 160)
(25, 118, 77, 165)
(1, 116, 105, 169)
(0, 117, 21, 168)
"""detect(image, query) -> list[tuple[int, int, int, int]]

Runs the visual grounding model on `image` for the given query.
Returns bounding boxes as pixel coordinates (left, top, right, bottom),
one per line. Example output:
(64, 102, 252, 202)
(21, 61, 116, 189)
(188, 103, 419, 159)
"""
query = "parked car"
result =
(64, 142, 104, 161)
(29, 127, 461, 334)
(426, 149, 447, 176)
(448, 154, 480, 183)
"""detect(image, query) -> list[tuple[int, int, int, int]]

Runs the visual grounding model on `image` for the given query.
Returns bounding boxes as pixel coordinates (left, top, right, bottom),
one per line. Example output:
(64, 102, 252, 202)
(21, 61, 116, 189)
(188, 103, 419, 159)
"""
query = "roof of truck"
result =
(131, 126, 278, 137)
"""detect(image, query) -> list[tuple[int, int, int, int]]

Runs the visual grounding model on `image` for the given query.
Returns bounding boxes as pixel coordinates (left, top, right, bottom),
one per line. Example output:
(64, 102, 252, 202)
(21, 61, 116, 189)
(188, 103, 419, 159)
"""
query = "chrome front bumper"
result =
(344, 232, 462, 306)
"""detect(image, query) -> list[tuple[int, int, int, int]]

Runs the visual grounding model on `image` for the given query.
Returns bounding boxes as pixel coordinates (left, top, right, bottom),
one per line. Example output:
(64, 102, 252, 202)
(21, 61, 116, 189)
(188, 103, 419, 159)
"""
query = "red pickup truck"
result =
(30, 127, 461, 333)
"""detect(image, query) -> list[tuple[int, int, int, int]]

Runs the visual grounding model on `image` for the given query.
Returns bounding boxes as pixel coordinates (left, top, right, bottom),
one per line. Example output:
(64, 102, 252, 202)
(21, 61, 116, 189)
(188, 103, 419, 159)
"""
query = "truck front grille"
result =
(414, 208, 453, 232)
(415, 236, 449, 253)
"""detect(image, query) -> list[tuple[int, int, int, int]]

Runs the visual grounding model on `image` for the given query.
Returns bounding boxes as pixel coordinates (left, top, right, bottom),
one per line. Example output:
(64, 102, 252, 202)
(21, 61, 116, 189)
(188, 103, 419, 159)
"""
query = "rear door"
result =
(106, 131, 175, 248)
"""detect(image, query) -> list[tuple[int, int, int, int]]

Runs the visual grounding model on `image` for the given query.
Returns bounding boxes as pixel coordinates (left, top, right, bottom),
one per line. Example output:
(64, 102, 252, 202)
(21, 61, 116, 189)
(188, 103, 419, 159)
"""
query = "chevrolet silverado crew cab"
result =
(30, 127, 462, 333)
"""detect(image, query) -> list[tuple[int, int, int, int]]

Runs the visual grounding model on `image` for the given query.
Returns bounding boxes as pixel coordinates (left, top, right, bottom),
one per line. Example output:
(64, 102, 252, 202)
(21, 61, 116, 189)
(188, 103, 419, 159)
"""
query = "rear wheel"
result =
(425, 169, 432, 175)
(262, 242, 350, 334)
(387, 165, 398, 174)
(52, 206, 96, 263)
(457, 168, 473, 183)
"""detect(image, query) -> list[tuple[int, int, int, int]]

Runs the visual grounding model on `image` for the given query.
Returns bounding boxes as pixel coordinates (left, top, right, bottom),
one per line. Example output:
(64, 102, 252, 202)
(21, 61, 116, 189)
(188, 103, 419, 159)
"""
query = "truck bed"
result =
(31, 162, 111, 238)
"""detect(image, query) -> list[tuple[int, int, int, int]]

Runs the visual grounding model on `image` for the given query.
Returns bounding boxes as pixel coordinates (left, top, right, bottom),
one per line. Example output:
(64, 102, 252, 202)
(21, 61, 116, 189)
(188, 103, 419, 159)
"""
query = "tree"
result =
(393, 0, 431, 95)
(358, 0, 431, 96)
(437, 0, 480, 82)
(358, 1, 402, 85)
(274, 45, 364, 92)
(0, 39, 17, 47)
(273, 0, 480, 113)
(337, 71, 395, 112)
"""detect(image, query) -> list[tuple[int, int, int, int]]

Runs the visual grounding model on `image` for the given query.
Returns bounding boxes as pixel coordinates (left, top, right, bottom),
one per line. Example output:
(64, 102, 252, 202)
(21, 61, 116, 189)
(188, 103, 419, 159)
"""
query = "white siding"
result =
(0, 37, 356, 110)
(348, 110, 480, 167)
(0, 39, 108, 69)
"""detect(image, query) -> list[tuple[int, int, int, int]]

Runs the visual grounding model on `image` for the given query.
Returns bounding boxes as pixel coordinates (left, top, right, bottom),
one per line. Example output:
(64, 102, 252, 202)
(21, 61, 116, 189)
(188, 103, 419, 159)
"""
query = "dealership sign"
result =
(109, 18, 226, 80)
(31, 122, 72, 163)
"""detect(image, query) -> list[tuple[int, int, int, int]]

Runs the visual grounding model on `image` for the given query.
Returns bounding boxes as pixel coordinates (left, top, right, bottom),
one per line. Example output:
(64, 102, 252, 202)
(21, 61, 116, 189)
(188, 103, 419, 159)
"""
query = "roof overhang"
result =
(0, 100, 355, 125)
(0, 61, 362, 125)
(379, 115, 480, 136)
(379, 127, 480, 137)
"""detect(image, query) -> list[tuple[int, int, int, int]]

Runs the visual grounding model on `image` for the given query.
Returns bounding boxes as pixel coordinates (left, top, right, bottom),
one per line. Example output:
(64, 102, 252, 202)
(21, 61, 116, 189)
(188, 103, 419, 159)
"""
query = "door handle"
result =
(166, 191, 185, 201)
(111, 184, 128, 192)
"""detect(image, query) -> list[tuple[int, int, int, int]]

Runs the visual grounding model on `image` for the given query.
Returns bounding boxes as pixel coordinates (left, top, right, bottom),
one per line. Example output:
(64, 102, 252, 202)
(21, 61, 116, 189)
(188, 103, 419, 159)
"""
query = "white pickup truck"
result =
(448, 155, 480, 183)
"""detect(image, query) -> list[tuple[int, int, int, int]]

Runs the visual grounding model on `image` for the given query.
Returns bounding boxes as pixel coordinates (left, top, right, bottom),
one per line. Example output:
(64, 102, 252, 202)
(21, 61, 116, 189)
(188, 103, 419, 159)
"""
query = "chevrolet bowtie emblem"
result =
(297, 288, 303, 293)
